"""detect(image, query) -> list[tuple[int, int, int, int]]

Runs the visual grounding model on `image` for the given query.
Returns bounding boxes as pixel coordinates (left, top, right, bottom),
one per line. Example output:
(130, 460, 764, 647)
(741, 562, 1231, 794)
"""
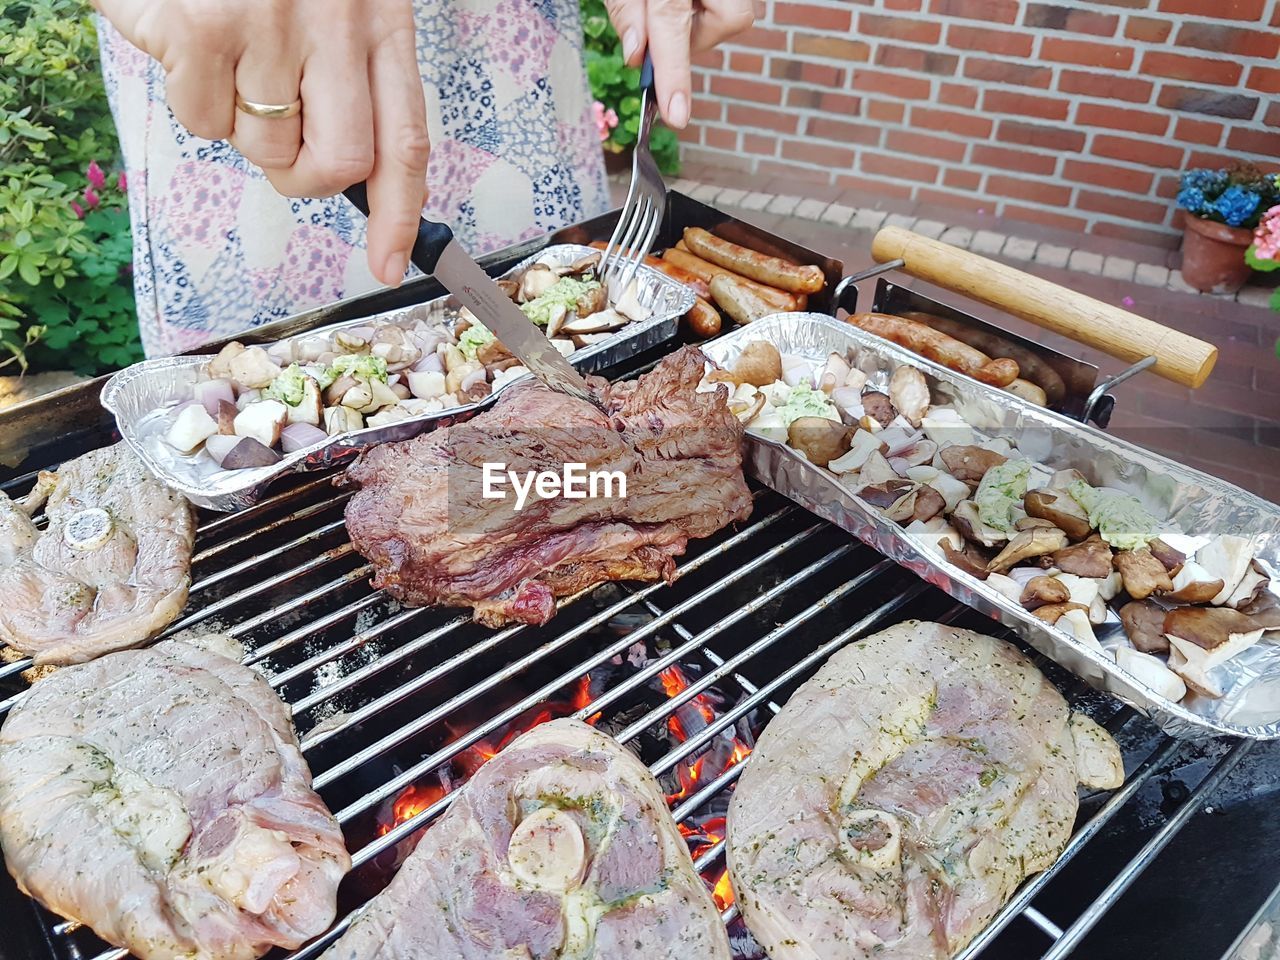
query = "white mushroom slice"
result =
(613, 280, 649, 324)
(1056, 608, 1103, 650)
(1167, 639, 1226, 699)
(843, 367, 869, 393)
(1226, 563, 1268, 609)
(839, 809, 902, 876)
(1165, 560, 1225, 604)
(1195, 535, 1258, 605)
(858, 451, 899, 485)
(1115, 647, 1187, 702)
(165, 404, 219, 453)
(1069, 714, 1125, 789)
(1053, 573, 1100, 611)
(1158, 533, 1211, 558)
(408, 370, 447, 400)
(366, 406, 412, 427)
(888, 366, 930, 427)
(64, 508, 114, 551)
(544, 303, 570, 338)
(1097, 571, 1124, 602)
(905, 465, 940, 484)
(827, 430, 887, 474)
(507, 806, 586, 892)
(559, 308, 628, 335)
(747, 412, 788, 444)
(517, 264, 557, 301)
(985, 572, 1024, 605)
(920, 408, 973, 447)
(927, 472, 969, 513)
(781, 354, 813, 388)
(227, 346, 281, 390)
(906, 518, 964, 558)
(830, 385, 865, 420)
(951, 500, 1009, 549)
(233, 400, 288, 447)
(819, 353, 851, 394)
(551, 339, 576, 357)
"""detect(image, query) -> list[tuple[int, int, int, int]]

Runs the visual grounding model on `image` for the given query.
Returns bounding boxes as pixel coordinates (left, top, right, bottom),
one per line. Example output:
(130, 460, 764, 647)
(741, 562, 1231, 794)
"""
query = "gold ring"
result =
(235, 94, 302, 119)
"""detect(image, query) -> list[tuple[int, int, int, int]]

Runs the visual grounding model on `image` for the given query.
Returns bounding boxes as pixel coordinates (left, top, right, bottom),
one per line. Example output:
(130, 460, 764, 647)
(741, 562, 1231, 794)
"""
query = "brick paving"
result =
(612, 170, 1280, 504)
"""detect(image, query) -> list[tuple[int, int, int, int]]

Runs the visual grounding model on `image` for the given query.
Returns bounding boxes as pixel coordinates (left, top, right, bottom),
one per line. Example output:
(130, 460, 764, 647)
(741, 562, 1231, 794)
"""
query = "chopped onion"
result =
(412, 330, 447, 355)
(412, 351, 445, 373)
(781, 354, 813, 387)
(460, 366, 488, 393)
(194, 378, 235, 416)
(280, 422, 329, 453)
(204, 434, 240, 466)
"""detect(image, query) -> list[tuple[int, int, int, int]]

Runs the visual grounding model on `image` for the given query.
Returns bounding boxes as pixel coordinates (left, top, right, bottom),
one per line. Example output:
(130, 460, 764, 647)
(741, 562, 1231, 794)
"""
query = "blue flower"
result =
(1212, 185, 1261, 228)
(1182, 169, 1227, 194)
(1177, 186, 1208, 215)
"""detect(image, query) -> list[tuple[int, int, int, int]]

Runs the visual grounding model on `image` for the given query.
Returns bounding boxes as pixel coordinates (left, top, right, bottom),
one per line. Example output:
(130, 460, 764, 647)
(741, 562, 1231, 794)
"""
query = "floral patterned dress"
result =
(97, 0, 609, 358)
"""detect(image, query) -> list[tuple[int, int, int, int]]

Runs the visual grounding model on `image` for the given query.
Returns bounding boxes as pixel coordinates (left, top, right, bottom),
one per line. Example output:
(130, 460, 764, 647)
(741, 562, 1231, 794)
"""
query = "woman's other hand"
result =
(93, 0, 429, 287)
(603, 0, 754, 129)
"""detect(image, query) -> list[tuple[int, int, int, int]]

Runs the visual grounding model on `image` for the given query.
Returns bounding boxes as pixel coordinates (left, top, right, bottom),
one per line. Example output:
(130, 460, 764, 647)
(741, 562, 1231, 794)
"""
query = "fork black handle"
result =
(640, 50, 654, 92)
(342, 182, 453, 274)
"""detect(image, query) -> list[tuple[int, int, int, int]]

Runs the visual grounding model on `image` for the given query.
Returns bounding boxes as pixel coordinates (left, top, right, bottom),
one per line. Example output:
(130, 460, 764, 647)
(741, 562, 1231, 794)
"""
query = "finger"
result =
(690, 0, 756, 53)
(261, 34, 376, 197)
(165, 52, 237, 140)
(602, 0, 646, 66)
(365, 20, 431, 287)
(230, 47, 304, 171)
(646, 0, 693, 128)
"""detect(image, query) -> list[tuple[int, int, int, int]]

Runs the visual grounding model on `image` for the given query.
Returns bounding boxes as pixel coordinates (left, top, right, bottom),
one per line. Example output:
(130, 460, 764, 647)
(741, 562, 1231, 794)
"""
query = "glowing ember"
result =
(572, 673, 602, 726)
(378, 781, 447, 836)
(712, 869, 735, 910)
(659, 665, 717, 741)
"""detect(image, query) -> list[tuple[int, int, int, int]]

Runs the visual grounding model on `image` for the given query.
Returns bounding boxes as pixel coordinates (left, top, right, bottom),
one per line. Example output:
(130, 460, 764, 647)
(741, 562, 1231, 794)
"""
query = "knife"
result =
(342, 183, 602, 410)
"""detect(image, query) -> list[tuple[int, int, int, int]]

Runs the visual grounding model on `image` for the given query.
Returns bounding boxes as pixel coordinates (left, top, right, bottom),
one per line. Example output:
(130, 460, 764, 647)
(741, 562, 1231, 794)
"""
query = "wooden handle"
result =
(871, 226, 1218, 388)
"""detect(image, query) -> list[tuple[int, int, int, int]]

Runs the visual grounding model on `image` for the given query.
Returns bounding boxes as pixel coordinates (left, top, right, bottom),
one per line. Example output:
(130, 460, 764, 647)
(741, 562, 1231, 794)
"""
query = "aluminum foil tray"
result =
(102, 245, 692, 511)
(702, 313, 1280, 741)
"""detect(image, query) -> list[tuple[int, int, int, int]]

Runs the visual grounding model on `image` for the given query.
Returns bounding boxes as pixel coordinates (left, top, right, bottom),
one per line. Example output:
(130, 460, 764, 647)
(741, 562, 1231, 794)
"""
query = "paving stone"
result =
(939, 226, 974, 248)
(1067, 249, 1105, 274)
(1238, 285, 1277, 309)
(913, 219, 948, 239)
(690, 183, 723, 203)
(738, 191, 772, 211)
(1102, 256, 1137, 282)
(852, 209, 888, 231)
(1003, 237, 1038, 261)
(969, 230, 1007, 256)
(669, 178, 698, 193)
(1034, 243, 1071, 268)
(766, 194, 802, 215)
(820, 203, 856, 227)
(1134, 263, 1170, 287)
(716, 188, 748, 206)
(1166, 269, 1197, 294)
(884, 213, 917, 230)
(795, 198, 830, 220)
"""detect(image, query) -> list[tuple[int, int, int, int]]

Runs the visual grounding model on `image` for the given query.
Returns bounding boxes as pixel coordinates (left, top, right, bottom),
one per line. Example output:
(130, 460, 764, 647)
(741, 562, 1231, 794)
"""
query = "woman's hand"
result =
(93, 0, 429, 287)
(603, 0, 755, 129)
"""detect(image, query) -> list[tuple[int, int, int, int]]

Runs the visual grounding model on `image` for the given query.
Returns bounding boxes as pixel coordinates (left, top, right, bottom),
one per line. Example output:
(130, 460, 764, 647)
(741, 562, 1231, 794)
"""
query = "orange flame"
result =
(378, 781, 447, 836)
(712, 869, 735, 910)
(572, 674, 602, 726)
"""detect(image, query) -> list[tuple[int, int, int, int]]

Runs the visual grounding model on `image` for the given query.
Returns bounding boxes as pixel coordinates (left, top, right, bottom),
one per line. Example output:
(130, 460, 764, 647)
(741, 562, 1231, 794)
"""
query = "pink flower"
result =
(591, 101, 618, 142)
(86, 160, 106, 190)
(604, 108, 618, 129)
(70, 200, 85, 219)
(84, 186, 100, 209)
(1253, 204, 1280, 260)
(117, 171, 128, 193)
(1122, 296, 1135, 307)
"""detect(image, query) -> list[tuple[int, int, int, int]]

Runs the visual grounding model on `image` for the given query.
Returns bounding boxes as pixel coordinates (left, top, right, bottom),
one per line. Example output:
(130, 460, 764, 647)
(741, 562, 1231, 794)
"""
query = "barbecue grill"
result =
(1, 194, 1276, 960)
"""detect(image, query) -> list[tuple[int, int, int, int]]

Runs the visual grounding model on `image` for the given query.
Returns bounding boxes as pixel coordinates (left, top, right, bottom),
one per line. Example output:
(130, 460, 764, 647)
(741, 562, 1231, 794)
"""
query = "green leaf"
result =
(0, 254, 16, 280)
(1246, 244, 1280, 273)
(13, 229, 31, 248)
(17, 256, 40, 285)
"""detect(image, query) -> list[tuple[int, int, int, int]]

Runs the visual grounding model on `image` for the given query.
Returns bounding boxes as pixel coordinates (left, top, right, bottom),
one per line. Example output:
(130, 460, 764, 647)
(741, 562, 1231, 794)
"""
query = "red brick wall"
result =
(684, 0, 1280, 246)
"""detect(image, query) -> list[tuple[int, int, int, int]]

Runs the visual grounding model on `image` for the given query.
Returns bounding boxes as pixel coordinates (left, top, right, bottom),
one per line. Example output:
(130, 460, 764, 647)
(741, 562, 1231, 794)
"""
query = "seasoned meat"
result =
(727, 621, 1121, 960)
(0, 443, 195, 665)
(340, 347, 753, 626)
(0, 635, 349, 960)
(321, 718, 731, 960)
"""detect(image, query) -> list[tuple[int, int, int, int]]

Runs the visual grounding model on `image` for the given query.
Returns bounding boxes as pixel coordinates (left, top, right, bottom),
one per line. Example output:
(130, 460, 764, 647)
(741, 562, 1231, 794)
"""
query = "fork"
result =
(600, 53, 666, 296)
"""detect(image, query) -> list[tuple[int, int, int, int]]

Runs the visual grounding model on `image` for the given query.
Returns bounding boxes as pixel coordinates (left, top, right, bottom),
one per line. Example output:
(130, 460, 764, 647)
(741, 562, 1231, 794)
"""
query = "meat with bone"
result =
(727, 621, 1122, 960)
(321, 717, 731, 960)
(0, 442, 195, 665)
(340, 346, 753, 626)
(0, 635, 350, 960)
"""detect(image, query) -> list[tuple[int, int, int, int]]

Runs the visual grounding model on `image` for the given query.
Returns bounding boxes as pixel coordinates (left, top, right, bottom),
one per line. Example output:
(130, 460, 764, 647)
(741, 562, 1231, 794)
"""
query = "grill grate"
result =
(0, 369, 1251, 960)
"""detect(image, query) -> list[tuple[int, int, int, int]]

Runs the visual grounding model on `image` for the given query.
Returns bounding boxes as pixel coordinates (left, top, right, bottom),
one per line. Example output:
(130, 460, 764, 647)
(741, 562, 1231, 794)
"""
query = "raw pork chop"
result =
(321, 718, 731, 960)
(0, 443, 195, 665)
(727, 621, 1123, 960)
(340, 346, 752, 627)
(0, 635, 350, 960)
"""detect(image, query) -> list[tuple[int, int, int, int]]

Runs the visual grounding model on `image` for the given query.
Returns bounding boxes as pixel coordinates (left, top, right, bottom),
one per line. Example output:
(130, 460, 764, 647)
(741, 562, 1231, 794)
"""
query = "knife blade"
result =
(342, 184, 602, 410)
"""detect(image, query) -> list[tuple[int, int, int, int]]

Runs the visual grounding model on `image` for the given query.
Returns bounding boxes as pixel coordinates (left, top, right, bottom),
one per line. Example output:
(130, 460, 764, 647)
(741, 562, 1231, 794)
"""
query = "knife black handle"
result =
(342, 182, 453, 274)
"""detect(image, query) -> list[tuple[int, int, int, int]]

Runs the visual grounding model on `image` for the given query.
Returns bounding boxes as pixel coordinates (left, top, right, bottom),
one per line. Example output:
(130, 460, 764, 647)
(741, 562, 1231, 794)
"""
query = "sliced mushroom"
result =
(1114, 547, 1174, 600)
(496, 278, 519, 300)
(788, 417, 850, 468)
(891, 438, 938, 471)
(1225, 562, 1268, 610)
(1024, 489, 1093, 542)
(1164, 607, 1264, 700)
(1115, 647, 1187, 703)
(1238, 585, 1280, 629)
(728, 392, 767, 425)
(861, 391, 896, 429)
(858, 451, 900, 485)
(544, 302, 570, 339)
(1195, 535, 1258, 606)
(227, 346, 281, 390)
(370, 326, 422, 371)
(985, 572, 1025, 604)
(942, 539, 994, 581)
(1020, 575, 1070, 610)
(1164, 561, 1225, 604)
(951, 500, 1009, 549)
(1047, 534, 1112, 579)
(206, 341, 247, 380)
(910, 485, 947, 524)
(1119, 599, 1169, 654)
(1147, 537, 1186, 575)
(987, 527, 1069, 573)
(1031, 601, 1090, 624)
(858, 479, 916, 511)
(560, 308, 627, 336)
(819, 353, 852, 394)
(574, 283, 608, 318)
(561, 252, 601, 276)
(888, 366, 930, 427)
(920, 407, 974, 447)
(517, 263, 557, 302)
(940, 445, 1008, 485)
(828, 430, 889, 475)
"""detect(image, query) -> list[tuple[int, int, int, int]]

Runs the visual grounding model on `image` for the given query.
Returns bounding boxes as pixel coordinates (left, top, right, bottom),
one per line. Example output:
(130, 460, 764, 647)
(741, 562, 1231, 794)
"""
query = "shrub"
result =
(1176, 163, 1280, 231)
(580, 0, 680, 176)
(0, 0, 141, 375)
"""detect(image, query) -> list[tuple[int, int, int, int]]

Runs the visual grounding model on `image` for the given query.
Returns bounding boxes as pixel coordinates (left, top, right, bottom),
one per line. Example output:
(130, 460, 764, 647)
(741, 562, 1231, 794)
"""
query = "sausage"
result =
(712, 223, 802, 265)
(683, 227, 825, 294)
(661, 249, 801, 311)
(684, 297, 722, 338)
(847, 313, 1021, 387)
(710, 274, 776, 325)
(1005, 378, 1048, 406)
(586, 240, 711, 298)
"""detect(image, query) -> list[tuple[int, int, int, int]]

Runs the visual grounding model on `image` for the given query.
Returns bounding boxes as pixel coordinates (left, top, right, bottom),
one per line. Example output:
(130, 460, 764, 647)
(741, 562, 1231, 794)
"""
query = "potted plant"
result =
(1176, 164, 1280, 294)
(1246, 204, 1280, 309)
(580, 0, 680, 176)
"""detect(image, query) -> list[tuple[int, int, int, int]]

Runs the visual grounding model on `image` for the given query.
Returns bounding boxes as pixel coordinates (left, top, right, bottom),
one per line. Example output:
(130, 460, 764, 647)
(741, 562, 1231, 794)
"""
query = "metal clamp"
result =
(1081, 356, 1158, 425)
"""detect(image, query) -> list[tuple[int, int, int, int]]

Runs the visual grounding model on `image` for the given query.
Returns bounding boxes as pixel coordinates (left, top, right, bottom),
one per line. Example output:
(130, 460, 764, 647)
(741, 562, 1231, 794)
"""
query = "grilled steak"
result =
(0, 443, 195, 665)
(727, 621, 1123, 960)
(340, 346, 752, 626)
(0, 635, 350, 960)
(321, 718, 732, 960)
